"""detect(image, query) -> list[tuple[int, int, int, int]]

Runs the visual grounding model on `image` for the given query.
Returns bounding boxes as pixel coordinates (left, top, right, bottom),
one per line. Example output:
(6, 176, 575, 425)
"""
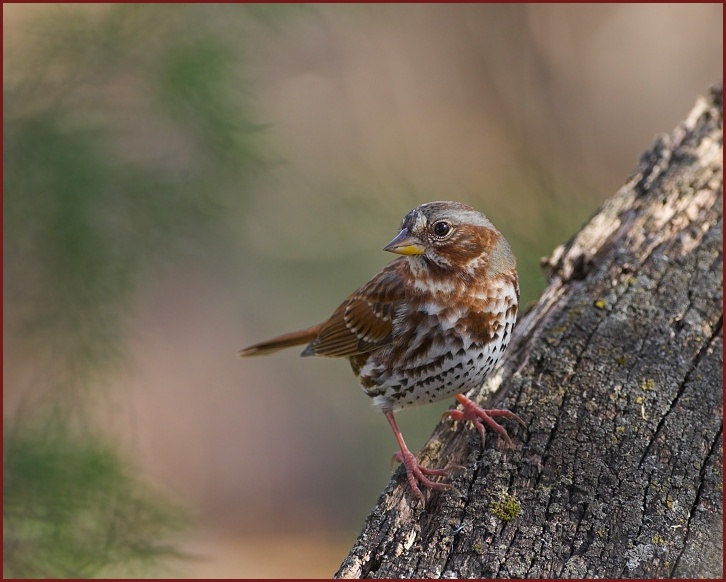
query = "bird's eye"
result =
(432, 221, 452, 237)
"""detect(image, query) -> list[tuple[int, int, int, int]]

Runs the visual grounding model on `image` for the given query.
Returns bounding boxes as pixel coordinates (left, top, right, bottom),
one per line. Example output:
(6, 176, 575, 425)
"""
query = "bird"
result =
(239, 201, 525, 502)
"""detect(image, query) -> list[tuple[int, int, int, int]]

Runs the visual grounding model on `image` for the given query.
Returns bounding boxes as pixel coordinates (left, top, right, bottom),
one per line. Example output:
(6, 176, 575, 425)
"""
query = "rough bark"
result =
(335, 83, 723, 579)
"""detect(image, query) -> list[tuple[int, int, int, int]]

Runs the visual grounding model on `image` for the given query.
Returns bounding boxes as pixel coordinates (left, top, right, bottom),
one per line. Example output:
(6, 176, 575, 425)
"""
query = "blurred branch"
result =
(4, 4, 270, 397)
(336, 83, 723, 578)
(3, 5, 274, 577)
(3, 421, 187, 578)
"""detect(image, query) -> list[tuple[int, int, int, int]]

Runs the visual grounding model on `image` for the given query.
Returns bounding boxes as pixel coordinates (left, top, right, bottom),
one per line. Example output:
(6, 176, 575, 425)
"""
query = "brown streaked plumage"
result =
(239, 201, 525, 502)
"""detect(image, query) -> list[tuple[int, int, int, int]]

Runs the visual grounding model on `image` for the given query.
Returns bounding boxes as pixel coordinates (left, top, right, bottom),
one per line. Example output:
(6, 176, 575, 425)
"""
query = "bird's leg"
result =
(383, 410, 460, 502)
(442, 393, 526, 449)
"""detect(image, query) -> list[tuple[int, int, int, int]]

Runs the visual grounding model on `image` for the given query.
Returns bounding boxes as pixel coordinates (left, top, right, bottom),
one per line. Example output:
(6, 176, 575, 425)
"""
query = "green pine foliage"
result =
(4, 4, 275, 577)
(4, 422, 187, 578)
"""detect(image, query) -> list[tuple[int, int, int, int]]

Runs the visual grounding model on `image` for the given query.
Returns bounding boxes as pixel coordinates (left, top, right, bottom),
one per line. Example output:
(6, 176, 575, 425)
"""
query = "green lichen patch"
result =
(490, 491, 522, 521)
(641, 378, 656, 391)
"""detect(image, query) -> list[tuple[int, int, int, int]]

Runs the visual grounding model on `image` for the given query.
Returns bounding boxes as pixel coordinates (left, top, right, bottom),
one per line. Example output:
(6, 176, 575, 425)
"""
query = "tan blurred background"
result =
(4, 3, 723, 578)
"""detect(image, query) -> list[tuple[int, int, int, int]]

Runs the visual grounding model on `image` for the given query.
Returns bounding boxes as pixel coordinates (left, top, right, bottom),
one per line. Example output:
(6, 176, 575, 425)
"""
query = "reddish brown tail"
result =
(238, 324, 322, 357)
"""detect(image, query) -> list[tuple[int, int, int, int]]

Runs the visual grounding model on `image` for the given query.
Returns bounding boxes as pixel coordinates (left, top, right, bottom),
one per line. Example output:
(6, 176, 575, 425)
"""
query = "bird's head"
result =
(383, 201, 516, 277)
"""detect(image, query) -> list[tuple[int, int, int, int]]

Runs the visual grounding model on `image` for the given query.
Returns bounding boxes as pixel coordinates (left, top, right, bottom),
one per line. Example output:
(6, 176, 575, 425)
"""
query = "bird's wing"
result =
(303, 261, 405, 358)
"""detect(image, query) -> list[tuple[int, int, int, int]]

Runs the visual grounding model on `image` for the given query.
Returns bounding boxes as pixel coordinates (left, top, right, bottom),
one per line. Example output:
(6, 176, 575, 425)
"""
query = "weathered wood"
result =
(335, 83, 723, 579)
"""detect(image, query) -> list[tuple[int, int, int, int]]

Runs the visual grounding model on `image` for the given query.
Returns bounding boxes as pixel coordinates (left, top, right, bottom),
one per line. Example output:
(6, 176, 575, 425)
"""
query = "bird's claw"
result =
(442, 394, 526, 449)
(392, 450, 463, 503)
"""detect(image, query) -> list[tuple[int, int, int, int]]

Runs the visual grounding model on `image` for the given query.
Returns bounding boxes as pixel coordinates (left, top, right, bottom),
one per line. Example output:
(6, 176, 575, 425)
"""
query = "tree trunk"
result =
(335, 82, 723, 579)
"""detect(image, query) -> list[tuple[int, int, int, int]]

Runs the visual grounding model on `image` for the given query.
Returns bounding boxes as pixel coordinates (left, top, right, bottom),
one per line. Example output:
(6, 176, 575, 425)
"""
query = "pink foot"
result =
(383, 410, 462, 502)
(392, 449, 461, 502)
(442, 393, 526, 449)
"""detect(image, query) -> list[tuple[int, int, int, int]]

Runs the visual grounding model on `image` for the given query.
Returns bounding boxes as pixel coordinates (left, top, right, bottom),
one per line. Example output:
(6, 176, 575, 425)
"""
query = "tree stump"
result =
(335, 83, 723, 579)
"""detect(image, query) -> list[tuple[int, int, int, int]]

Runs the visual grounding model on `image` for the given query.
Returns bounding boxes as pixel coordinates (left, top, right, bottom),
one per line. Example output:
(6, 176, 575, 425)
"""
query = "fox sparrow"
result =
(239, 201, 524, 501)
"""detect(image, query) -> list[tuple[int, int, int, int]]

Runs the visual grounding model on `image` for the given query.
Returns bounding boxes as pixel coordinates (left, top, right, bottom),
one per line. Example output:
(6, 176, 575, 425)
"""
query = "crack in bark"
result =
(637, 314, 723, 471)
(439, 453, 478, 575)
(670, 423, 724, 576)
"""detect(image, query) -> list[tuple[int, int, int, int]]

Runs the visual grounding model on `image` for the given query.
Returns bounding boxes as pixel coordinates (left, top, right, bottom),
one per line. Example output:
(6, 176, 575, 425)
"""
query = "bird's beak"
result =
(383, 228, 426, 256)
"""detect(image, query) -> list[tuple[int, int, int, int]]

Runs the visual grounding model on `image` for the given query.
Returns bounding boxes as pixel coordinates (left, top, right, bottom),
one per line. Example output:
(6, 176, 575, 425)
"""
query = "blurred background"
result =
(3, 3, 722, 578)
